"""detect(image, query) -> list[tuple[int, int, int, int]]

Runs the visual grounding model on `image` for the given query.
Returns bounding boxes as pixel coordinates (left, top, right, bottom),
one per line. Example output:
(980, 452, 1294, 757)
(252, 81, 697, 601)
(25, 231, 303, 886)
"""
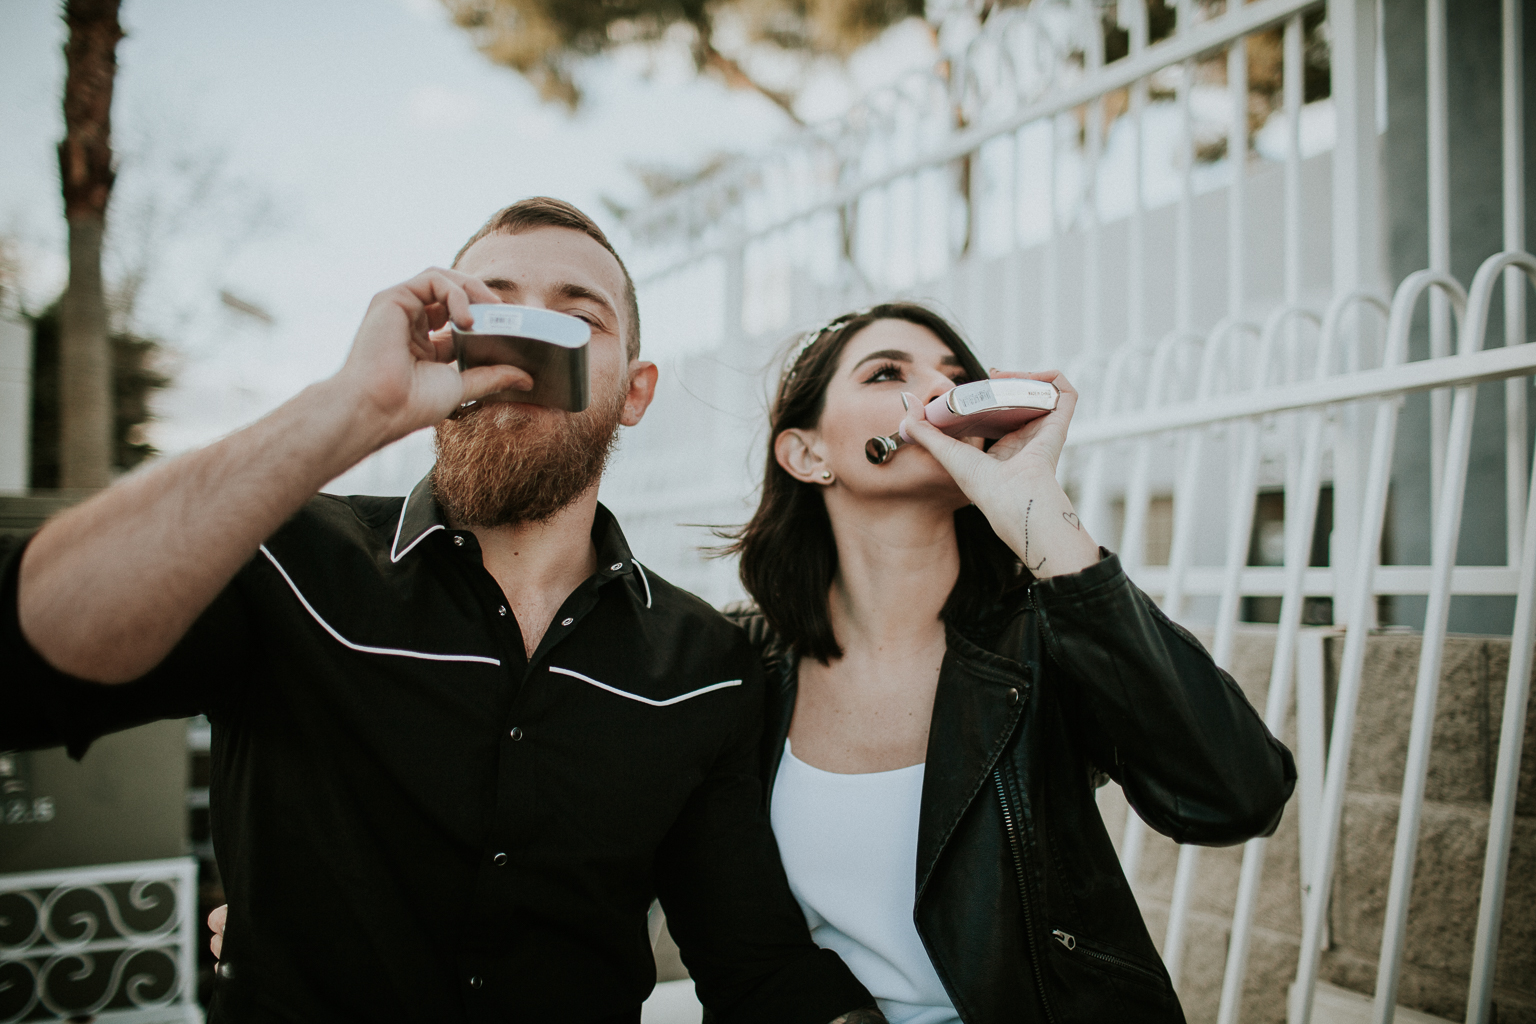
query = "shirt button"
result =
(468, 975, 483, 989)
(453, 536, 465, 547)
(493, 852, 508, 867)
(1008, 687, 1020, 705)
(561, 617, 574, 626)
(609, 562, 623, 571)
(510, 726, 524, 741)
(498, 606, 507, 616)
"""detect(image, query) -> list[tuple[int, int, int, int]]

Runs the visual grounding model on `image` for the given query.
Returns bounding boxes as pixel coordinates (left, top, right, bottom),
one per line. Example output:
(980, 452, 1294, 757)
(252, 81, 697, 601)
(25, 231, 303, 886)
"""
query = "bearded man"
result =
(0, 199, 881, 1024)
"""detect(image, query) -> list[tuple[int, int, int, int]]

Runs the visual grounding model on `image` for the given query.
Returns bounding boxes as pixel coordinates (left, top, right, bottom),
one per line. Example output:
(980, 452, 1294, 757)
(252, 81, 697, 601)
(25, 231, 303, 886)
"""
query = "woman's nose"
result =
(916, 371, 955, 406)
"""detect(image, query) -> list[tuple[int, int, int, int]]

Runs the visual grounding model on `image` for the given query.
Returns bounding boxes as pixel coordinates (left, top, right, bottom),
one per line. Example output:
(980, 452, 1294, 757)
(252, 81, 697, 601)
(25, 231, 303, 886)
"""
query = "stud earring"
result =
(820, 471, 833, 481)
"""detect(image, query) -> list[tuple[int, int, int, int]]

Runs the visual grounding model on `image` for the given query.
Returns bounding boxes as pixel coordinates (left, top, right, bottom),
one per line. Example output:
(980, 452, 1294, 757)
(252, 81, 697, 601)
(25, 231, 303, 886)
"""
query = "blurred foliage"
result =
(448, 0, 1335, 198)
(27, 302, 170, 488)
(440, 0, 925, 121)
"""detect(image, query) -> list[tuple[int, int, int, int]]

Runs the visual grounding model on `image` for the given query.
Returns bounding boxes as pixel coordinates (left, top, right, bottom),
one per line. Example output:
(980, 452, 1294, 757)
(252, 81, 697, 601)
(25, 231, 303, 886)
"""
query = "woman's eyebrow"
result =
(849, 349, 965, 372)
(850, 349, 912, 371)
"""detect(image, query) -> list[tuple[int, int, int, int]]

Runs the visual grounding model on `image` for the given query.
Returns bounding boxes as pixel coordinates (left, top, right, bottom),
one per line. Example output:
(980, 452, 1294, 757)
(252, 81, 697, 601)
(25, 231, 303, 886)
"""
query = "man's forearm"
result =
(18, 376, 390, 682)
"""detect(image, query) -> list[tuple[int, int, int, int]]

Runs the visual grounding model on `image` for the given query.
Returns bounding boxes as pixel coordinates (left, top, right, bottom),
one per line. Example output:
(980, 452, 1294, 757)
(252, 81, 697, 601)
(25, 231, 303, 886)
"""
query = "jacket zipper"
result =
(1050, 929, 1168, 987)
(993, 768, 1059, 1024)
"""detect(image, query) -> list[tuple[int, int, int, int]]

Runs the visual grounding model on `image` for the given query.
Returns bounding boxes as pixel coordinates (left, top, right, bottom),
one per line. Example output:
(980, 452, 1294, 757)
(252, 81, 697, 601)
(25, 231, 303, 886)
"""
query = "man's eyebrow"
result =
(477, 278, 617, 323)
(850, 349, 965, 372)
(552, 282, 618, 321)
(479, 277, 521, 296)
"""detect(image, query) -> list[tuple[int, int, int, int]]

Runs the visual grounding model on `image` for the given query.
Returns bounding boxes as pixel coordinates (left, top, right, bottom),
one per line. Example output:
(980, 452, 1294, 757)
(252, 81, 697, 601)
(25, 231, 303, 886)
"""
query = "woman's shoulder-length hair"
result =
(716, 301, 1026, 664)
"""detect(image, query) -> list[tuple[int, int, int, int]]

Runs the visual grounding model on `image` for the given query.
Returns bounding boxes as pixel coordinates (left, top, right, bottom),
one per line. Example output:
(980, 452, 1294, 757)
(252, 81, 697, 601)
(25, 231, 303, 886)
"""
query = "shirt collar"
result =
(390, 474, 446, 562)
(390, 473, 641, 588)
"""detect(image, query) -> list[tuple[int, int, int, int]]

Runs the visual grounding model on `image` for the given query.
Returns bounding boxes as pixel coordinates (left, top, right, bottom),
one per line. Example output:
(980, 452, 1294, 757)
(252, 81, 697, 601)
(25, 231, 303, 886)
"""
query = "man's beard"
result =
(432, 386, 625, 529)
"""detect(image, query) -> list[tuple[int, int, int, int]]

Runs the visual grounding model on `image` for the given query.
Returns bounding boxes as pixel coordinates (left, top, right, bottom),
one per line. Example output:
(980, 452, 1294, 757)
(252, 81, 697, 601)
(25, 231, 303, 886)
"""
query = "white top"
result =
(770, 742, 961, 1024)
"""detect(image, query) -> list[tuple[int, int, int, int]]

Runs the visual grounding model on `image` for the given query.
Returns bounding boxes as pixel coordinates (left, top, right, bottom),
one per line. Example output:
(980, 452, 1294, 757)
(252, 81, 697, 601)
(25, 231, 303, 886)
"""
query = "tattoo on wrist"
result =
(1063, 511, 1081, 530)
(1023, 499, 1047, 572)
(828, 1008, 888, 1024)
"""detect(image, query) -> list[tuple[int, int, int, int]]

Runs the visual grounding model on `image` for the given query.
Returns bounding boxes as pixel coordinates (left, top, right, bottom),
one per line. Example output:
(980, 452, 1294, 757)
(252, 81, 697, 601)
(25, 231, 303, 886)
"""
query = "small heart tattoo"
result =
(1062, 512, 1081, 530)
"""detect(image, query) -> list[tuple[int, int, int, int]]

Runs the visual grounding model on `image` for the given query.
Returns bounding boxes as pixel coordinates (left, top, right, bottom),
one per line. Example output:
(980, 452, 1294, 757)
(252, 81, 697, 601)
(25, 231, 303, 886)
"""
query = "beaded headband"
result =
(783, 307, 873, 384)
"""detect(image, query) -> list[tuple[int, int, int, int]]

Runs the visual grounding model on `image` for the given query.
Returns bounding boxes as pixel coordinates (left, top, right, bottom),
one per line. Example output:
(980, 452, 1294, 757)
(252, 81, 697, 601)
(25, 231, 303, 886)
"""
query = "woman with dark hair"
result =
(722, 302, 1295, 1024)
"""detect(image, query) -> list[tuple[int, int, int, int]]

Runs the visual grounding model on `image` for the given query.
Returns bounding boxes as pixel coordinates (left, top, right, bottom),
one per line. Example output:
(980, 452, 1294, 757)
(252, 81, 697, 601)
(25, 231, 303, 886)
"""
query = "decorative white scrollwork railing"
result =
(0, 858, 200, 1024)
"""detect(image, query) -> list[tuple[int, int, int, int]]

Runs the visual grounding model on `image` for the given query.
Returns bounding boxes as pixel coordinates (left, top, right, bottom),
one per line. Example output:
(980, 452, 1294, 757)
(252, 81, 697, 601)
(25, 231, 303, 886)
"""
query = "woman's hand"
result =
(899, 370, 1100, 578)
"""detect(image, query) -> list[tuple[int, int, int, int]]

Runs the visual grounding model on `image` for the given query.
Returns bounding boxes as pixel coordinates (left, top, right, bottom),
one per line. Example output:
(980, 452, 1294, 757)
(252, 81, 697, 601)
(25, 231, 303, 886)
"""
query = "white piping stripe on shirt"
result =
(389, 501, 443, 563)
(548, 666, 740, 707)
(633, 560, 652, 609)
(259, 545, 502, 666)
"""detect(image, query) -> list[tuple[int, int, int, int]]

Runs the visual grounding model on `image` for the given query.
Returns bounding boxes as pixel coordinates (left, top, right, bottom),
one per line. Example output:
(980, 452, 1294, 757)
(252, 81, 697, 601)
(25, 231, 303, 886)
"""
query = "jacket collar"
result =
(758, 604, 1038, 904)
(389, 473, 641, 591)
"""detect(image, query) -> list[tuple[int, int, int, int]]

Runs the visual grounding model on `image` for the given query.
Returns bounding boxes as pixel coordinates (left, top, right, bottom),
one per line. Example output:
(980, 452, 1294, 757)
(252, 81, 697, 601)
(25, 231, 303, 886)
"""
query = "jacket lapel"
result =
(915, 617, 1036, 904)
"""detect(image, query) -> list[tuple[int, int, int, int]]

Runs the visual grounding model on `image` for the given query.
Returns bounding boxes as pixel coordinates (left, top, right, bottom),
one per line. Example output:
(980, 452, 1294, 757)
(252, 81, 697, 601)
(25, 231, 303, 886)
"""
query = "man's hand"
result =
(18, 268, 528, 683)
(208, 904, 227, 959)
(331, 267, 531, 443)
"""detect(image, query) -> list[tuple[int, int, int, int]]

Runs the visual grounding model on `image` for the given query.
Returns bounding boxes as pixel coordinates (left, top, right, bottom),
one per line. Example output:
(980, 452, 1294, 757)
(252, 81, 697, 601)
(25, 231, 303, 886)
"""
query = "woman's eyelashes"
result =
(861, 362, 970, 387)
(863, 361, 904, 384)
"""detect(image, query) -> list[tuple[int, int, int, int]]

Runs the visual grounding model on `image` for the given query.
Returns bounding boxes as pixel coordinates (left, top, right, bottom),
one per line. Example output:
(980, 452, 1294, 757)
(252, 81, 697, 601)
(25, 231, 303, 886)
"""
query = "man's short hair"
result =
(454, 197, 641, 360)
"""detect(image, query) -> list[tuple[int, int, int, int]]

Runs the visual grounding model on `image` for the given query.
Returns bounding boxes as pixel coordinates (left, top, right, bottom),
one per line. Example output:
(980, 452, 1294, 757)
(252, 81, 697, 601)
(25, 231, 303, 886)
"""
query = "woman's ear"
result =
(774, 428, 832, 485)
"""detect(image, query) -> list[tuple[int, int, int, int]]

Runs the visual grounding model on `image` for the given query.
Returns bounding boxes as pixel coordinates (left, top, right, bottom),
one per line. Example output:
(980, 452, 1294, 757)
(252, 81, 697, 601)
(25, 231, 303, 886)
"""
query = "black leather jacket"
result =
(736, 552, 1296, 1024)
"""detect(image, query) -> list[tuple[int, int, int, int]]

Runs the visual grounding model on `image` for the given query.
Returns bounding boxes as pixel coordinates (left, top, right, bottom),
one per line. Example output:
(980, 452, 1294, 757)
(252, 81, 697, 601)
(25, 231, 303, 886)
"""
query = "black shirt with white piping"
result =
(0, 473, 869, 1024)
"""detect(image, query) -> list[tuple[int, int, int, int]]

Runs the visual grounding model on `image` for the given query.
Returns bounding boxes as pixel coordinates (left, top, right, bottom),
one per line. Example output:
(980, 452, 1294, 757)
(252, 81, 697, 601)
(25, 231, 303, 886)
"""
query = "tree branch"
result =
(697, 40, 805, 126)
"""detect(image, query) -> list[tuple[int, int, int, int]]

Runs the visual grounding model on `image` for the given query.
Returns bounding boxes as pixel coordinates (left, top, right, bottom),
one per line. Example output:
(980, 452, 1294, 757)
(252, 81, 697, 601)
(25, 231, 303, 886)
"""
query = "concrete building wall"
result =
(0, 721, 191, 874)
(1380, 0, 1536, 634)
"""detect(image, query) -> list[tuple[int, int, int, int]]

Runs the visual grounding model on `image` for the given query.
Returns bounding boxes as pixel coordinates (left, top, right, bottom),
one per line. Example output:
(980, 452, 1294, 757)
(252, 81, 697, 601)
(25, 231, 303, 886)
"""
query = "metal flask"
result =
(452, 304, 592, 412)
(865, 378, 1059, 464)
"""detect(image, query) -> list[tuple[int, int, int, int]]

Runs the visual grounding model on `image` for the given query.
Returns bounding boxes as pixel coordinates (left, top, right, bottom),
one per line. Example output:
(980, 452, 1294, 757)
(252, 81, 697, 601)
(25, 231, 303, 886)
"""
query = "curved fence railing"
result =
(1067, 245, 1535, 1023)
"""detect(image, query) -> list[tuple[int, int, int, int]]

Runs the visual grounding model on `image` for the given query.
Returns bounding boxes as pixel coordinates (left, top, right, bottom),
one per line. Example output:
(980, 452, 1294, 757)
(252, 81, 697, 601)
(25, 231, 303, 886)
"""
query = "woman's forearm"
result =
(1035, 559, 1297, 842)
(984, 474, 1100, 579)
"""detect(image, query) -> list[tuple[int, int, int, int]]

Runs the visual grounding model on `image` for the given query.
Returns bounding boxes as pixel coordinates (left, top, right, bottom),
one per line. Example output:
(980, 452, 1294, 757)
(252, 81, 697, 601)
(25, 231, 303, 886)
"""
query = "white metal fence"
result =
(0, 857, 201, 1024)
(614, 0, 1532, 1020)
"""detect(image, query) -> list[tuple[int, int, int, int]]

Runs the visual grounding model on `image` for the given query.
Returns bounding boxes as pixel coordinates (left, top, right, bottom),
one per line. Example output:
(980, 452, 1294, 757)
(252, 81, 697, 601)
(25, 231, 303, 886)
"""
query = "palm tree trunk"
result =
(56, 0, 122, 490)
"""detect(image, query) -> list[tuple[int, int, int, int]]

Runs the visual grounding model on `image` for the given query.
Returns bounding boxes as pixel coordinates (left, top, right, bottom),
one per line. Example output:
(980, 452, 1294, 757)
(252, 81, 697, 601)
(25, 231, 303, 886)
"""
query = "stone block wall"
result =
(1096, 626, 1536, 1023)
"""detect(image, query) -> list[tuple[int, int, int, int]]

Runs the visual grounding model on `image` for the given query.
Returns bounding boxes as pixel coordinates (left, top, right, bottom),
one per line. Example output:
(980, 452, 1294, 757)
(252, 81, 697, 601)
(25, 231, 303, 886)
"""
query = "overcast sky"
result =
(1, 0, 932, 492)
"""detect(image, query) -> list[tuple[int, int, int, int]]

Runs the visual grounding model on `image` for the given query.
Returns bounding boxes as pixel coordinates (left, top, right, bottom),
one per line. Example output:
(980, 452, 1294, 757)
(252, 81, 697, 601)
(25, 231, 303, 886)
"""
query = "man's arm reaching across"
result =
(18, 268, 528, 682)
